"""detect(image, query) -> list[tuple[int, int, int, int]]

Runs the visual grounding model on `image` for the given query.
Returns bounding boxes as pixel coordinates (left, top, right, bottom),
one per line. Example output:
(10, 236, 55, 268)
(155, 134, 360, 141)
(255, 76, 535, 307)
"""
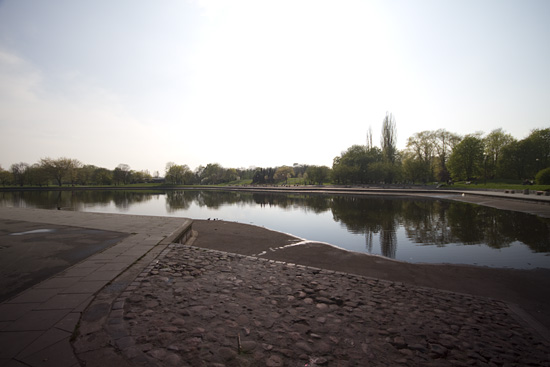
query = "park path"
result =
(0, 207, 191, 367)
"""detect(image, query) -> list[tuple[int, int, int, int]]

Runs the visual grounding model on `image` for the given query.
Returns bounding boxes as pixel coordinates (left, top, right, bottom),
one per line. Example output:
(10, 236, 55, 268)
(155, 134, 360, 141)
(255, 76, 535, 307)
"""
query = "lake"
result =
(1, 189, 549, 269)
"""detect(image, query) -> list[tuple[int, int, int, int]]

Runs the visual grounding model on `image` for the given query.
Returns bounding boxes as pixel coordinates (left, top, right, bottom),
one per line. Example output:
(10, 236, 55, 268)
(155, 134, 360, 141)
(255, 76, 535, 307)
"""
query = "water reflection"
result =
(1, 189, 549, 267)
(0, 189, 163, 211)
(331, 196, 401, 258)
(403, 199, 550, 252)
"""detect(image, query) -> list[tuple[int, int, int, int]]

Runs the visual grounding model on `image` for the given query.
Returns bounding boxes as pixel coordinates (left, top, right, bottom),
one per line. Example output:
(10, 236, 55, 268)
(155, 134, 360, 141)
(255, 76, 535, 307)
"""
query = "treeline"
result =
(334, 127, 550, 185)
(164, 163, 330, 185)
(2, 120, 549, 187)
(0, 159, 156, 187)
(0, 158, 325, 187)
(166, 123, 550, 186)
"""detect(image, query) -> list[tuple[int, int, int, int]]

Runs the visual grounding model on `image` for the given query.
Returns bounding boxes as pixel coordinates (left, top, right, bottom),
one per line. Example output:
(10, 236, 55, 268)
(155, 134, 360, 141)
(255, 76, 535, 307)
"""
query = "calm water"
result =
(1, 189, 549, 269)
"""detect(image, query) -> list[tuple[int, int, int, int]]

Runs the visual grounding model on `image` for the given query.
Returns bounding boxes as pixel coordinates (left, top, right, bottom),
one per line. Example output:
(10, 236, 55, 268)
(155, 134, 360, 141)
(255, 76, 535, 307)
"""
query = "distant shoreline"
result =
(2, 184, 549, 213)
(0, 183, 522, 195)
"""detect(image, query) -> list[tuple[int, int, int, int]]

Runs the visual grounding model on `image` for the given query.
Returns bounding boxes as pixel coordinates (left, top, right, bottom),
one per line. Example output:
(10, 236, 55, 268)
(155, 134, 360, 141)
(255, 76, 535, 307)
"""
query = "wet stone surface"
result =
(116, 245, 549, 366)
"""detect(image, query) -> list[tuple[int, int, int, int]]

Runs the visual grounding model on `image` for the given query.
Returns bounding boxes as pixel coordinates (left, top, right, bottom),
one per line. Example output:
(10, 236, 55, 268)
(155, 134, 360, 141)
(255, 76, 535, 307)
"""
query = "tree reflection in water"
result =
(1, 189, 549, 261)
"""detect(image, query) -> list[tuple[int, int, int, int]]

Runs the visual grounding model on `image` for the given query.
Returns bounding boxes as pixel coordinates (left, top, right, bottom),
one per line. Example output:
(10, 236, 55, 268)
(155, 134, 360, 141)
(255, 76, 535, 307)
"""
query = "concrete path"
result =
(0, 208, 192, 367)
(0, 220, 128, 304)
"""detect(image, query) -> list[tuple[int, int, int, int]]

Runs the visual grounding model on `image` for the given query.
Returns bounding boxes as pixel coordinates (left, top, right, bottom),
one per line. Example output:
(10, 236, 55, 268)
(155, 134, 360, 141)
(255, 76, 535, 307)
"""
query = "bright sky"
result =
(1, 0, 548, 175)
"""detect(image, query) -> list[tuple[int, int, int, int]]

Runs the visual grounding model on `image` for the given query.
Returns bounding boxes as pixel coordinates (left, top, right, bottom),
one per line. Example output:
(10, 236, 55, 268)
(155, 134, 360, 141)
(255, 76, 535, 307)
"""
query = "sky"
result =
(0, 0, 549, 175)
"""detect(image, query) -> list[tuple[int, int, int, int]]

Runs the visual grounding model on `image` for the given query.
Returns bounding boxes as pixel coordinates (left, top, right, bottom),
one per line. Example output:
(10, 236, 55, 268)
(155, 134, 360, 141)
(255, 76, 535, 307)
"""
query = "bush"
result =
(535, 167, 550, 185)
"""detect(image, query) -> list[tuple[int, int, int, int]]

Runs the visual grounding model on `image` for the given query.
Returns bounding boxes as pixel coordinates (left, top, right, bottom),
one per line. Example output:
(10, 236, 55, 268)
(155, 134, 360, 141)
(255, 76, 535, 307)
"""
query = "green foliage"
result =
(305, 165, 331, 185)
(448, 136, 485, 180)
(92, 168, 113, 185)
(252, 167, 275, 184)
(26, 164, 49, 186)
(165, 163, 193, 185)
(403, 129, 461, 183)
(113, 164, 132, 185)
(450, 181, 550, 191)
(484, 128, 515, 179)
(274, 166, 295, 183)
(0, 167, 13, 186)
(497, 128, 550, 180)
(402, 154, 431, 183)
(332, 145, 390, 184)
(535, 167, 550, 185)
(39, 157, 82, 186)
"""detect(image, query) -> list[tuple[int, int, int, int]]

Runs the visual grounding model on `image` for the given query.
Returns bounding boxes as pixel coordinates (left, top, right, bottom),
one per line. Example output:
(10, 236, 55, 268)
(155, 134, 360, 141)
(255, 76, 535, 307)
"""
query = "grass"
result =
(442, 181, 550, 191)
(217, 179, 253, 186)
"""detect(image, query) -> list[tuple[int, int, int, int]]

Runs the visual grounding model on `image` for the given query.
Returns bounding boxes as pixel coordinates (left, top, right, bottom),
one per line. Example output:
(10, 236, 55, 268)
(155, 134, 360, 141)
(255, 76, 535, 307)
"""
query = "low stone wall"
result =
(160, 219, 193, 245)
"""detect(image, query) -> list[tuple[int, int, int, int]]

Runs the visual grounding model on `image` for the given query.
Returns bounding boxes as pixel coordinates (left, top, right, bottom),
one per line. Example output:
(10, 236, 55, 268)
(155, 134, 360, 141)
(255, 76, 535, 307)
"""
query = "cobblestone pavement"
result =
(78, 244, 550, 367)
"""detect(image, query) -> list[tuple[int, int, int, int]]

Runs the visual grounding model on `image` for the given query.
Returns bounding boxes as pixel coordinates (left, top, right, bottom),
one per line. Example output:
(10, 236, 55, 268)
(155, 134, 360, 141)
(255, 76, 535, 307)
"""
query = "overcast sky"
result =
(1, 0, 548, 175)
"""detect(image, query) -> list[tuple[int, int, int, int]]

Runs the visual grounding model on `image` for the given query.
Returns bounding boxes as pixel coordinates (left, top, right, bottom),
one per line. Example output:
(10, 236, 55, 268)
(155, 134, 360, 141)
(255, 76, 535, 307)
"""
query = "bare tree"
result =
(10, 162, 29, 186)
(366, 125, 373, 150)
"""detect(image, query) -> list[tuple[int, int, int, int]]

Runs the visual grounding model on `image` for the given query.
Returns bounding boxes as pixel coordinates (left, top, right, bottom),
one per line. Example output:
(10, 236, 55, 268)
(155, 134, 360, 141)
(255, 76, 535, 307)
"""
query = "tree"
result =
(113, 163, 131, 185)
(92, 168, 113, 185)
(200, 163, 225, 184)
(402, 151, 431, 183)
(132, 170, 152, 183)
(484, 128, 515, 179)
(274, 166, 295, 184)
(252, 170, 265, 184)
(406, 131, 436, 183)
(498, 140, 530, 179)
(40, 157, 82, 186)
(0, 166, 13, 186)
(224, 168, 239, 182)
(527, 128, 550, 172)
(366, 126, 373, 150)
(380, 112, 400, 183)
(497, 128, 550, 180)
(165, 162, 181, 184)
(77, 165, 98, 185)
(165, 162, 192, 184)
(27, 164, 49, 186)
(332, 145, 366, 184)
(447, 135, 485, 180)
(292, 164, 309, 180)
(332, 145, 384, 184)
(252, 167, 276, 184)
(10, 162, 29, 186)
(433, 129, 461, 182)
(305, 165, 331, 185)
(381, 112, 397, 164)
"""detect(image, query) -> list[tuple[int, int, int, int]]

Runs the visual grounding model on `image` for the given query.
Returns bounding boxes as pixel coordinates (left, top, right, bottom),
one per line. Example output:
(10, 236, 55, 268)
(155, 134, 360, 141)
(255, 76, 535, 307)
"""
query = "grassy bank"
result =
(441, 181, 550, 192)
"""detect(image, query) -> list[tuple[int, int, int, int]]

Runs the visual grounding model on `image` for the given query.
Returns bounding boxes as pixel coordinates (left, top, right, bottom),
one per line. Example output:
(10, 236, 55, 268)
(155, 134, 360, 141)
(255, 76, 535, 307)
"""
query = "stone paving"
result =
(0, 207, 192, 367)
(75, 243, 550, 367)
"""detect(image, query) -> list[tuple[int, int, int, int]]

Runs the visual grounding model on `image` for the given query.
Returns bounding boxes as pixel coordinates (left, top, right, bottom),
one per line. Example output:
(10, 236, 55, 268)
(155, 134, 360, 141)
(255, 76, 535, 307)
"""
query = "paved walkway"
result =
(74, 243, 550, 366)
(0, 208, 192, 367)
